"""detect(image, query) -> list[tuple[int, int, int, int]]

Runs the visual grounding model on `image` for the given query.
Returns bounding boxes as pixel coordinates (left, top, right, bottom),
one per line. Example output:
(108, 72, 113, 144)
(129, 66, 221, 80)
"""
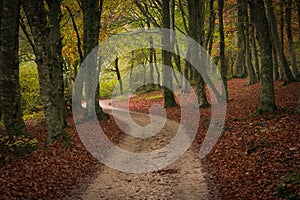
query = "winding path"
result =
(70, 100, 210, 199)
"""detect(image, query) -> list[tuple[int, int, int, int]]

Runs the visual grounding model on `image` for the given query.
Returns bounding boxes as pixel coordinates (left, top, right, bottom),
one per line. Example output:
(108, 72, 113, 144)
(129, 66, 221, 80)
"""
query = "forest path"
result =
(69, 100, 209, 199)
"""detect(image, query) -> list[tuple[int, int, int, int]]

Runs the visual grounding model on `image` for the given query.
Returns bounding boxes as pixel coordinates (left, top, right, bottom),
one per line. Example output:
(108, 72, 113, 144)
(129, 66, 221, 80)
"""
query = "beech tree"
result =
(162, 0, 177, 108)
(187, 0, 209, 108)
(285, 0, 299, 80)
(218, 0, 228, 101)
(264, 0, 295, 85)
(81, 0, 108, 120)
(249, 0, 277, 114)
(22, 0, 68, 143)
(0, 0, 28, 138)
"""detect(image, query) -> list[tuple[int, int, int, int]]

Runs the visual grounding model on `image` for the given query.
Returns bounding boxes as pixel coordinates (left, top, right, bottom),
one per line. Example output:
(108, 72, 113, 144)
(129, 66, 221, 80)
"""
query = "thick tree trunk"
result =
(0, 0, 28, 139)
(265, 0, 295, 84)
(23, 0, 68, 143)
(285, 0, 299, 80)
(187, 0, 209, 108)
(47, 0, 66, 126)
(249, 0, 276, 114)
(218, 0, 228, 101)
(162, 0, 177, 108)
(82, 0, 108, 120)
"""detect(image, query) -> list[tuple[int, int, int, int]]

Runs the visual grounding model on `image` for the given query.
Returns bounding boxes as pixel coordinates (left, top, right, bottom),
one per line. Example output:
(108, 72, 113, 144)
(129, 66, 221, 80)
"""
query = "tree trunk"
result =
(23, 0, 68, 143)
(265, 0, 295, 84)
(285, 0, 299, 80)
(162, 0, 177, 108)
(170, 0, 181, 75)
(244, 2, 257, 84)
(187, 0, 209, 108)
(272, 44, 280, 81)
(147, 21, 155, 85)
(182, 47, 191, 94)
(115, 57, 123, 95)
(204, 0, 215, 54)
(297, 0, 300, 40)
(47, 0, 67, 126)
(81, 0, 108, 120)
(236, 0, 246, 78)
(249, 0, 276, 114)
(218, 0, 228, 101)
(0, 0, 28, 139)
(249, 15, 260, 79)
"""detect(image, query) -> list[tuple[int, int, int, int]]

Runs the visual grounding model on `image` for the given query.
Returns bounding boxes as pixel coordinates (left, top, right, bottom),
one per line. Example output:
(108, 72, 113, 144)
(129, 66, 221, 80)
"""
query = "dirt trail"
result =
(69, 101, 210, 199)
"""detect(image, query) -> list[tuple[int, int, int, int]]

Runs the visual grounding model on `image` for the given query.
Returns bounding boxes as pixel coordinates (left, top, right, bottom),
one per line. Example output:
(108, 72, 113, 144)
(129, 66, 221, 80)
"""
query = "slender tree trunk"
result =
(147, 21, 155, 85)
(218, 0, 228, 101)
(245, 3, 257, 84)
(249, 0, 276, 114)
(297, 0, 300, 40)
(0, 0, 29, 139)
(115, 57, 123, 95)
(249, 15, 260, 79)
(265, 0, 295, 84)
(130, 51, 134, 91)
(204, 0, 215, 54)
(272, 44, 280, 81)
(66, 6, 83, 111)
(162, 0, 177, 108)
(23, 0, 68, 143)
(235, 0, 246, 78)
(182, 47, 191, 93)
(0, 0, 3, 121)
(170, 0, 181, 75)
(285, 0, 299, 80)
(81, 0, 108, 120)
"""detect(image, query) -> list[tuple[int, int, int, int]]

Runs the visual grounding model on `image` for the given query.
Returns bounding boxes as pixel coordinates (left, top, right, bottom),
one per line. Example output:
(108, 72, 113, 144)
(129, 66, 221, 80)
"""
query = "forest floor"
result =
(0, 79, 299, 199)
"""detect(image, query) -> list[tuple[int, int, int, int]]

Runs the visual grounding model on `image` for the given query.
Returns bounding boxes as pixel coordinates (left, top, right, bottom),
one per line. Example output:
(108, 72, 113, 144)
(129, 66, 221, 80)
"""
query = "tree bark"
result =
(23, 0, 68, 143)
(285, 0, 299, 80)
(47, 0, 67, 126)
(244, 2, 257, 84)
(218, 0, 228, 101)
(265, 0, 295, 84)
(205, 0, 216, 56)
(249, 14, 260, 79)
(0, 0, 28, 138)
(249, 0, 276, 114)
(187, 0, 209, 108)
(81, 0, 108, 120)
(162, 0, 177, 108)
(115, 57, 123, 95)
(297, 0, 300, 40)
(236, 0, 246, 78)
(272, 43, 280, 81)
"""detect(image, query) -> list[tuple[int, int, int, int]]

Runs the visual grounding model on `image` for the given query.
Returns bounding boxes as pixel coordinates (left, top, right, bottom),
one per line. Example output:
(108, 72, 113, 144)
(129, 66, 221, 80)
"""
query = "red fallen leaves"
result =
(113, 78, 300, 199)
(0, 79, 299, 199)
(0, 115, 124, 199)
